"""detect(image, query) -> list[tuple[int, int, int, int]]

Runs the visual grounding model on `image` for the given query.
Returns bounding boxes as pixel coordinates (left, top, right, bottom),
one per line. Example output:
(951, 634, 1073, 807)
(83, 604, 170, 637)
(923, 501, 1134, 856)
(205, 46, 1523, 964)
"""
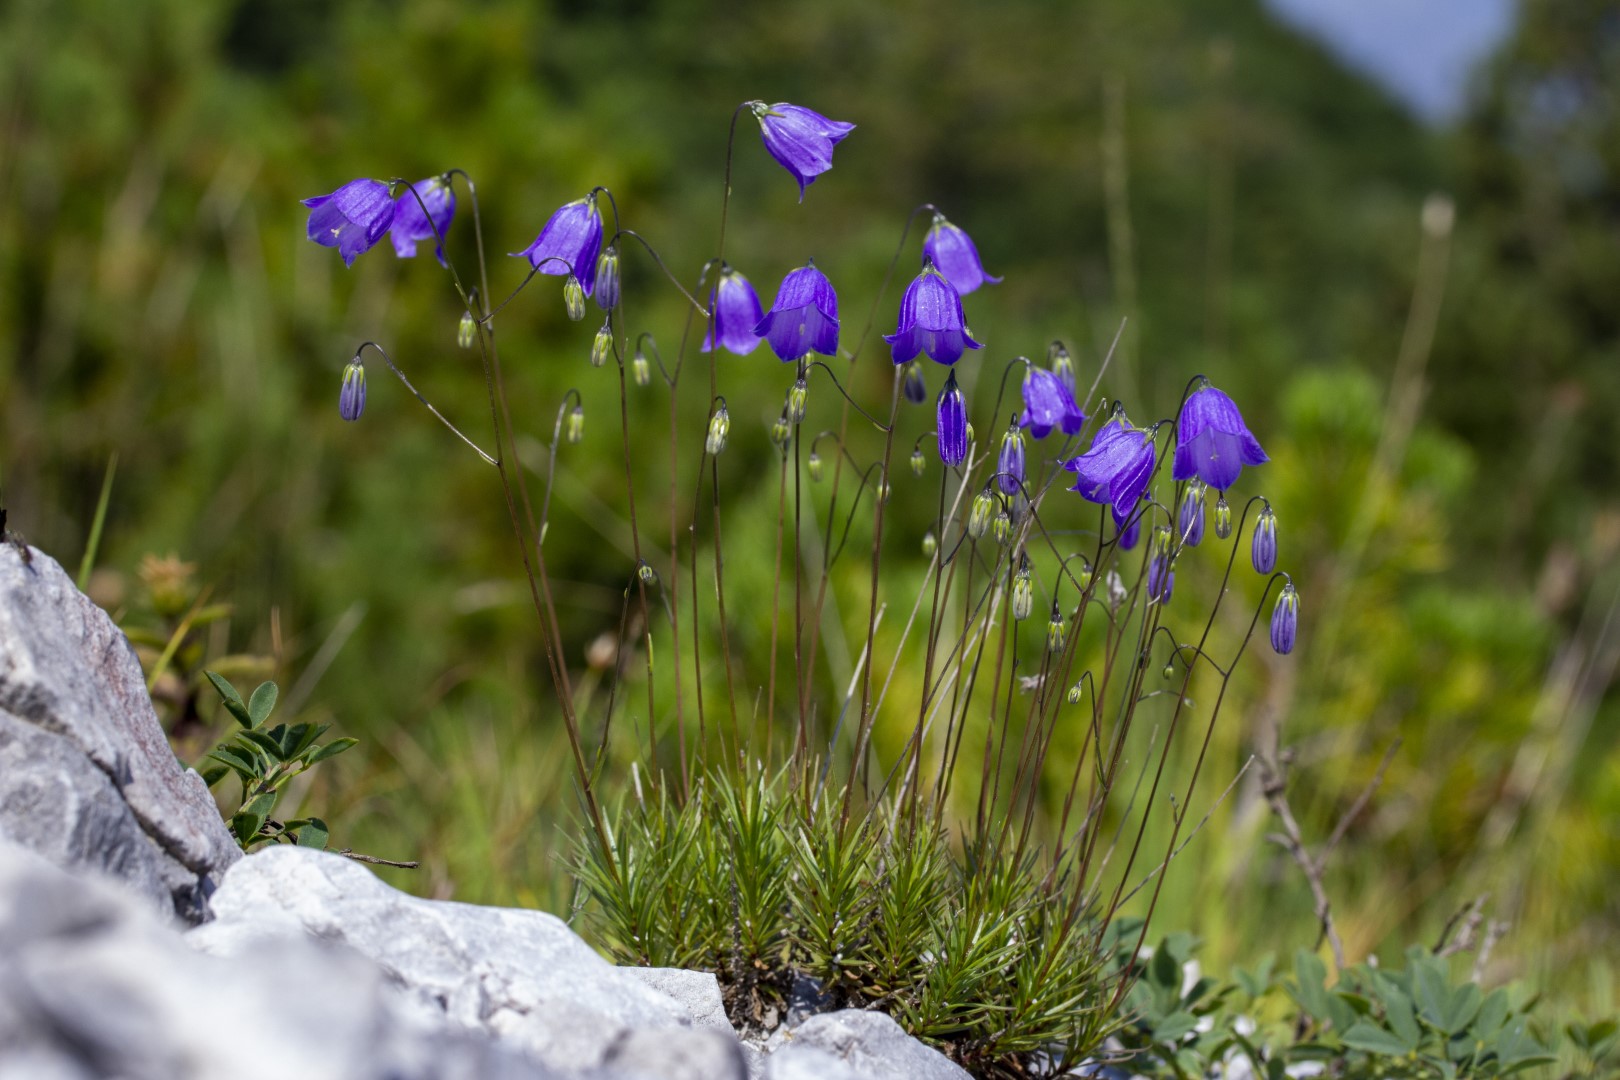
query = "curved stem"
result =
(354, 342, 497, 465)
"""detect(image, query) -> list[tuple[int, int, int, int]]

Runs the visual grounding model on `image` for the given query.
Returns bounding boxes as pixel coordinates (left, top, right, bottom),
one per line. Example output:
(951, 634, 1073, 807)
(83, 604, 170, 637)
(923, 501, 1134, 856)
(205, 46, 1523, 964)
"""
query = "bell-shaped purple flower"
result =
(884, 262, 982, 367)
(1147, 531, 1175, 604)
(1063, 415, 1156, 527)
(937, 370, 968, 467)
(751, 102, 856, 201)
(755, 260, 839, 362)
(1271, 582, 1299, 654)
(702, 265, 766, 356)
(1174, 382, 1268, 491)
(923, 213, 1002, 295)
(1020, 366, 1086, 439)
(511, 194, 604, 295)
(303, 179, 396, 268)
(391, 175, 456, 266)
(997, 423, 1026, 496)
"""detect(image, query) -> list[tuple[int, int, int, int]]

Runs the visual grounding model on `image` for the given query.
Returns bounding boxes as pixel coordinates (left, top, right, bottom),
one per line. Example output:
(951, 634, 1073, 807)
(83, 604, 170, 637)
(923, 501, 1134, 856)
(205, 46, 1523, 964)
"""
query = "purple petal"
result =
(923, 217, 1002, 295)
(391, 177, 456, 265)
(702, 270, 766, 356)
(512, 196, 604, 293)
(757, 104, 856, 201)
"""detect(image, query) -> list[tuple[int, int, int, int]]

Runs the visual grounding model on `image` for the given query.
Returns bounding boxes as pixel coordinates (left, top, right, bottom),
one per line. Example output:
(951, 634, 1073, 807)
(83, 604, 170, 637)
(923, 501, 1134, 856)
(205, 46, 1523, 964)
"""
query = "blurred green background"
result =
(2, 0, 1616, 1023)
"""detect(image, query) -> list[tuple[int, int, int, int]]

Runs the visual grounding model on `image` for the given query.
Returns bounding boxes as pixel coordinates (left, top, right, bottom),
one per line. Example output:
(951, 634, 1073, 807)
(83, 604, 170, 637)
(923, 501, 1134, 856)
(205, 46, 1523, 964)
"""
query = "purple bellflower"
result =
(1118, 513, 1142, 551)
(937, 370, 968, 467)
(755, 260, 839, 362)
(1174, 381, 1268, 491)
(1063, 414, 1156, 527)
(884, 261, 982, 366)
(702, 265, 766, 356)
(303, 179, 396, 268)
(511, 194, 604, 295)
(391, 175, 456, 266)
(1252, 505, 1278, 574)
(750, 102, 856, 201)
(923, 213, 1002, 295)
(1178, 483, 1206, 546)
(902, 362, 928, 404)
(1021, 366, 1086, 439)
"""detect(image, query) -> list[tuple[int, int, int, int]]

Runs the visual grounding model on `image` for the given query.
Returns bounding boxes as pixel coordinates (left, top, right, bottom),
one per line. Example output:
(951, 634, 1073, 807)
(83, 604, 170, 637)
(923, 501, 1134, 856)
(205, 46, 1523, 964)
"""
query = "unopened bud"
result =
(563, 275, 586, 321)
(808, 451, 823, 482)
(1011, 559, 1034, 621)
(992, 509, 1012, 546)
(1178, 481, 1206, 547)
(787, 376, 809, 424)
(632, 348, 650, 387)
(637, 560, 658, 586)
(706, 403, 730, 456)
(771, 416, 792, 453)
(1048, 339, 1075, 390)
(1163, 662, 1175, 679)
(338, 359, 366, 422)
(1106, 569, 1126, 613)
(968, 490, 995, 539)
(593, 246, 620, 311)
(1214, 496, 1232, 540)
(590, 321, 613, 368)
(1252, 506, 1278, 574)
(1271, 582, 1299, 655)
(902, 362, 927, 404)
(566, 404, 585, 444)
(1066, 682, 1084, 705)
(1046, 606, 1066, 654)
(910, 448, 926, 477)
(878, 477, 891, 504)
(458, 311, 477, 349)
(922, 529, 937, 558)
(1077, 558, 1093, 593)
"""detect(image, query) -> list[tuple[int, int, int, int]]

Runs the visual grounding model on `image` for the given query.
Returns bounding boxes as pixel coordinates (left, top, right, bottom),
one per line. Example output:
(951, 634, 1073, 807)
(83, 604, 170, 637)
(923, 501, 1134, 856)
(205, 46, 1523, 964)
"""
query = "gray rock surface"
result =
(598, 1027, 748, 1080)
(619, 966, 732, 1033)
(0, 545, 237, 922)
(776, 1010, 971, 1080)
(762, 1044, 871, 1080)
(0, 837, 555, 1080)
(189, 845, 698, 1071)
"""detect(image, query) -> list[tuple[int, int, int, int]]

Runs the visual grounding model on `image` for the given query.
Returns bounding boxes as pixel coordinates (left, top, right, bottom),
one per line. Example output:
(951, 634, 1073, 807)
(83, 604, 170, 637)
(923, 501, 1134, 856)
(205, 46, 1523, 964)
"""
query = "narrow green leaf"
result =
(304, 737, 358, 765)
(205, 671, 253, 728)
(205, 747, 260, 779)
(247, 681, 279, 728)
(239, 730, 287, 761)
(75, 452, 117, 591)
(199, 764, 228, 787)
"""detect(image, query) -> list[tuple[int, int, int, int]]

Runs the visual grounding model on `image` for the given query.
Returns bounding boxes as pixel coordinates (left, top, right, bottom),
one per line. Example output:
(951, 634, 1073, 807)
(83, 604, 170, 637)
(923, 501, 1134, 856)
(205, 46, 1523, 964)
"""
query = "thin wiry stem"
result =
(353, 342, 497, 465)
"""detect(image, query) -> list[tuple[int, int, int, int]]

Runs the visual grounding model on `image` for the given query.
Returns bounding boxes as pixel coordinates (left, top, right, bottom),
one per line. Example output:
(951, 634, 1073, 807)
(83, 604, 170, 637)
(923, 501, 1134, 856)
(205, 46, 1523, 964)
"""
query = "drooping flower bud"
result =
(992, 509, 1012, 546)
(1047, 339, 1075, 391)
(968, 489, 996, 539)
(878, 477, 891, 504)
(339, 359, 366, 422)
(1105, 569, 1126, 613)
(771, 415, 792, 453)
(706, 402, 731, 456)
(590, 321, 613, 368)
(808, 451, 823, 482)
(936, 369, 968, 467)
(458, 311, 477, 349)
(902, 361, 927, 404)
(566, 404, 585, 444)
(1214, 495, 1232, 540)
(632, 347, 650, 387)
(563, 275, 586, 321)
(1147, 526, 1175, 605)
(787, 376, 809, 424)
(1178, 481, 1206, 547)
(1077, 557, 1093, 593)
(1011, 557, 1034, 621)
(997, 423, 1026, 496)
(910, 448, 926, 477)
(637, 560, 658, 586)
(1046, 605, 1066, 654)
(1271, 582, 1299, 654)
(922, 529, 937, 558)
(1163, 662, 1175, 679)
(1252, 505, 1278, 574)
(1066, 681, 1084, 705)
(593, 245, 620, 311)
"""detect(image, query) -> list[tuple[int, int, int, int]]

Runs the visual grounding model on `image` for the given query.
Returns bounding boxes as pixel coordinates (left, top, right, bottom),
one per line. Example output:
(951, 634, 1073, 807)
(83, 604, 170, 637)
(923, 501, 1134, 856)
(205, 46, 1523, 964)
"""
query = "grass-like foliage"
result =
(572, 768, 1119, 1074)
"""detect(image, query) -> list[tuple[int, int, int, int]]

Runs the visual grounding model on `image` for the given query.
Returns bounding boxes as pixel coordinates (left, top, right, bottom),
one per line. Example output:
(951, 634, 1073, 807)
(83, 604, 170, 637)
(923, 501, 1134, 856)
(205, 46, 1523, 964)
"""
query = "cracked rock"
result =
(0, 546, 238, 923)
